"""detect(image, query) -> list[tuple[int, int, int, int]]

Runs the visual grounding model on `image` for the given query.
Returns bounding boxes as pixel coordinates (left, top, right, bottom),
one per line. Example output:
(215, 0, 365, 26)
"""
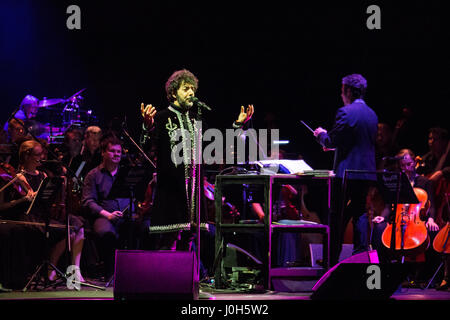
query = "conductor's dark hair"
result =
(342, 74, 367, 99)
(165, 69, 199, 102)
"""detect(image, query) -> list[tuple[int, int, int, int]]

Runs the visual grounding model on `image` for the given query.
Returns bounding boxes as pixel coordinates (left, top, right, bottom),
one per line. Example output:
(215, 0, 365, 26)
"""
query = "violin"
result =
(0, 162, 32, 197)
(381, 187, 430, 254)
(136, 174, 157, 220)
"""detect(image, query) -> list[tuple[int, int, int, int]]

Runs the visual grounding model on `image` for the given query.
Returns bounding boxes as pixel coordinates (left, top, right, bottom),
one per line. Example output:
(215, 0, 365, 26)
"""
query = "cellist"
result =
(416, 127, 450, 290)
(372, 149, 440, 287)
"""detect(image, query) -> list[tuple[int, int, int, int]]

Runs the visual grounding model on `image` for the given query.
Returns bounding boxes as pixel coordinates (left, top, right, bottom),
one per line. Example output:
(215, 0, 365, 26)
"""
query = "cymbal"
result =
(38, 98, 66, 107)
(67, 88, 86, 102)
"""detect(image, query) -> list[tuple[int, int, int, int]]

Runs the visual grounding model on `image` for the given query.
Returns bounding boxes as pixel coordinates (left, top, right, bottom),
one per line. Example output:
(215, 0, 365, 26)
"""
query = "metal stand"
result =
(343, 169, 418, 264)
(195, 106, 204, 284)
(425, 260, 445, 289)
(22, 178, 105, 291)
(105, 274, 114, 288)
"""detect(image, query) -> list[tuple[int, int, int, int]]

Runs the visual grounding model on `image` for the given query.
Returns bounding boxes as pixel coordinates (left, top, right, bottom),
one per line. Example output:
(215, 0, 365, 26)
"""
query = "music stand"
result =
(342, 170, 418, 263)
(23, 177, 105, 291)
(108, 164, 152, 250)
(375, 171, 419, 261)
(22, 177, 68, 291)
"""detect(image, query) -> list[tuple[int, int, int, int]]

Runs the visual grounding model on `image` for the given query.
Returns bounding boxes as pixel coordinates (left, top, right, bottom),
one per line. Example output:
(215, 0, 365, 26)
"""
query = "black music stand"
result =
(22, 177, 105, 291)
(375, 171, 419, 262)
(108, 164, 152, 250)
(342, 170, 418, 263)
(22, 177, 68, 291)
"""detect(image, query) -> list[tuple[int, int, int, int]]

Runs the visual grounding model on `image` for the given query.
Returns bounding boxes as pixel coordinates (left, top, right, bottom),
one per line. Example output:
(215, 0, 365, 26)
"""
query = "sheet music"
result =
(254, 159, 313, 174)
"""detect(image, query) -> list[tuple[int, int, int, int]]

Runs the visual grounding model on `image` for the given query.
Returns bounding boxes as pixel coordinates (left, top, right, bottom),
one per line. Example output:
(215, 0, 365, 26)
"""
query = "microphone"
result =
(382, 155, 406, 161)
(190, 97, 212, 111)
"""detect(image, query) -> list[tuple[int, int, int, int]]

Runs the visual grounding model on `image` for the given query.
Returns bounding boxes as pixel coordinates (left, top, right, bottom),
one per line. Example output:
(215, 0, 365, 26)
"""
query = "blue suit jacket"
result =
(317, 100, 378, 180)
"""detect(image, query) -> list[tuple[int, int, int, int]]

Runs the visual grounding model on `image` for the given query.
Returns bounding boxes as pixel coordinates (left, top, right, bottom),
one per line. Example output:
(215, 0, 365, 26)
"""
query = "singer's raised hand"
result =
(236, 104, 254, 124)
(141, 103, 157, 127)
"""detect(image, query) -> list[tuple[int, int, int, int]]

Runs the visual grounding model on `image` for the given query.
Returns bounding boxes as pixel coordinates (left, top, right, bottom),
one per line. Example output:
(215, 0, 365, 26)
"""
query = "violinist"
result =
(0, 160, 36, 289)
(417, 127, 450, 183)
(372, 149, 440, 287)
(4, 118, 32, 168)
(416, 127, 450, 290)
(0, 140, 85, 283)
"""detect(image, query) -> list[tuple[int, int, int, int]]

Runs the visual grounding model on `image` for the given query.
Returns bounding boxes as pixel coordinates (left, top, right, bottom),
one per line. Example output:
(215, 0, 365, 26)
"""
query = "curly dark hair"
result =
(165, 69, 199, 102)
(342, 74, 367, 99)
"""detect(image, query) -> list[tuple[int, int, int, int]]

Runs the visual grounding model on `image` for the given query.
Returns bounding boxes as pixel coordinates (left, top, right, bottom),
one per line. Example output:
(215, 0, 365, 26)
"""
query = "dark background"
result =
(1, 0, 449, 170)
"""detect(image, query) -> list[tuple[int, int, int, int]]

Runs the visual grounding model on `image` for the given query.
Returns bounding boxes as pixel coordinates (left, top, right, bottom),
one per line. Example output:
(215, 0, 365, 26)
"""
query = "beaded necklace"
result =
(168, 106, 198, 223)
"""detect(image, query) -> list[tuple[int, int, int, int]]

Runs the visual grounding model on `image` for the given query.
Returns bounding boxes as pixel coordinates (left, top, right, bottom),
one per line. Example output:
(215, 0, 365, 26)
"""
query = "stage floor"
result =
(0, 280, 449, 301)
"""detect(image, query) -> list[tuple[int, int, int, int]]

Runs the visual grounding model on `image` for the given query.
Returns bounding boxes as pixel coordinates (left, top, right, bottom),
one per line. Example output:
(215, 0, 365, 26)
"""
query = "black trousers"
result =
(330, 178, 373, 266)
(93, 217, 140, 277)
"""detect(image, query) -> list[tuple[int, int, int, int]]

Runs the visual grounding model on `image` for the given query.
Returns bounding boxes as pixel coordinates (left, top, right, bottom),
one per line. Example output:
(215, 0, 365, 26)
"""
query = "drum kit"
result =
(30, 88, 98, 143)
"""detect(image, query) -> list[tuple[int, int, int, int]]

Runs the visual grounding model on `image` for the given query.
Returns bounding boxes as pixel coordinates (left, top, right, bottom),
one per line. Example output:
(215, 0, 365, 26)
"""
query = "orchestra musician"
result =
(59, 126, 103, 184)
(140, 69, 254, 251)
(81, 134, 139, 280)
(313, 74, 378, 266)
(78, 126, 103, 177)
(58, 127, 84, 169)
(3, 95, 39, 133)
(3, 118, 32, 168)
(372, 149, 441, 287)
(416, 128, 450, 290)
(417, 127, 450, 184)
(0, 139, 85, 284)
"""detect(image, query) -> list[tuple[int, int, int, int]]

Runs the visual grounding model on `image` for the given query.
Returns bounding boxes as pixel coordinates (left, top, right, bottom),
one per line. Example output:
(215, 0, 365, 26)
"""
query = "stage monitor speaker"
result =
(113, 250, 198, 300)
(310, 250, 406, 300)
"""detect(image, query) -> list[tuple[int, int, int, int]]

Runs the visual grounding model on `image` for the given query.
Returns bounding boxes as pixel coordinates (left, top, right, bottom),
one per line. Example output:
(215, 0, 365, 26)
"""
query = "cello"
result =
(381, 187, 430, 255)
(433, 222, 450, 254)
(433, 192, 449, 254)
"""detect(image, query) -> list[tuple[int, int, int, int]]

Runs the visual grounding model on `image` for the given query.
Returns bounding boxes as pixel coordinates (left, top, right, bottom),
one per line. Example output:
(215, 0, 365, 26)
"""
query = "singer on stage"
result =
(140, 69, 254, 251)
(313, 74, 378, 266)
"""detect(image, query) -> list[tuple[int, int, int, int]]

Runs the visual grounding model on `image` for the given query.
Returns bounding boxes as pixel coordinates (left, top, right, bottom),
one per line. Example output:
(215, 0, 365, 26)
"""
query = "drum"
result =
(63, 107, 97, 127)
